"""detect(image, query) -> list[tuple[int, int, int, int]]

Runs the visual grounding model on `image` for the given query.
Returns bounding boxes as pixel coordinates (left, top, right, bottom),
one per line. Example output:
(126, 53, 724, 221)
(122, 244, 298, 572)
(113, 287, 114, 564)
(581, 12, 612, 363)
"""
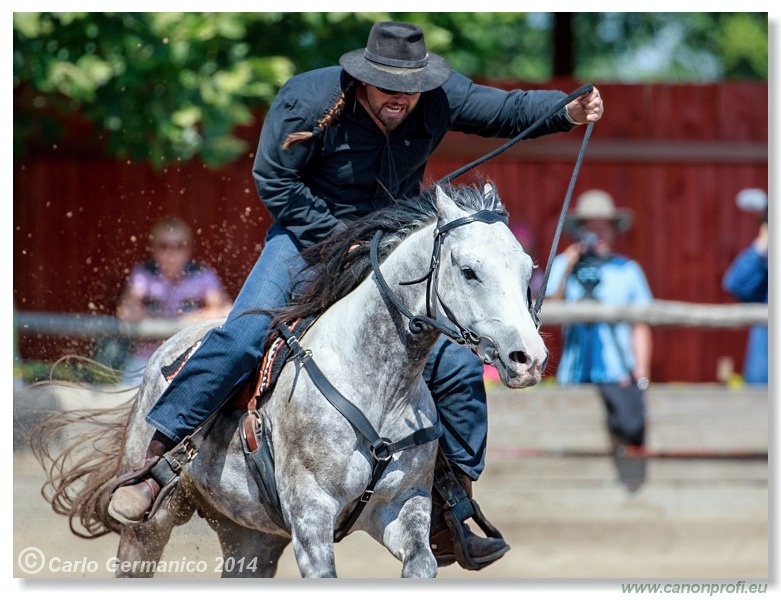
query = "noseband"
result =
(370, 209, 538, 365)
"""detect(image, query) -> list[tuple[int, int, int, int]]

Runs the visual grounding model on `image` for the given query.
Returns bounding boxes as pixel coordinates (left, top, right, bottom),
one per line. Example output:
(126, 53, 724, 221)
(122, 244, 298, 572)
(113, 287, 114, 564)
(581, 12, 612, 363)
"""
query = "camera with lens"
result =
(572, 232, 602, 298)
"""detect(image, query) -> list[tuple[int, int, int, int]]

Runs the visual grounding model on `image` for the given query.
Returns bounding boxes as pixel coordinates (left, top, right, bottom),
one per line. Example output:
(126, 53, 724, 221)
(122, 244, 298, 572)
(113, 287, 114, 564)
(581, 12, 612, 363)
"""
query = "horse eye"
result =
(462, 267, 478, 281)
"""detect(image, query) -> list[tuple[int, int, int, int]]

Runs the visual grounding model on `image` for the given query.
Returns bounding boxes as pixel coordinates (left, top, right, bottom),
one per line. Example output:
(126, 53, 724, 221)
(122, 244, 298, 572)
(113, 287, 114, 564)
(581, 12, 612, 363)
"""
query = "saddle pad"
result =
(253, 316, 317, 404)
(161, 341, 202, 381)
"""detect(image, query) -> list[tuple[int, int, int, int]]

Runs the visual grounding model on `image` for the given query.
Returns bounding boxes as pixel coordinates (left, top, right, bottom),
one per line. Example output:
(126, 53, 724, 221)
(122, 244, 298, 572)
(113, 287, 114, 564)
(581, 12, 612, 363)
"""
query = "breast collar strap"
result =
(370, 210, 508, 363)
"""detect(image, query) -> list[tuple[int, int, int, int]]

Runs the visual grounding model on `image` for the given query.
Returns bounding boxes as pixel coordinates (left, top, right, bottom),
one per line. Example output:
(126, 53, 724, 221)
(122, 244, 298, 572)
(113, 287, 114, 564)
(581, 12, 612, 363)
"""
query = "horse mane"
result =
(268, 181, 507, 333)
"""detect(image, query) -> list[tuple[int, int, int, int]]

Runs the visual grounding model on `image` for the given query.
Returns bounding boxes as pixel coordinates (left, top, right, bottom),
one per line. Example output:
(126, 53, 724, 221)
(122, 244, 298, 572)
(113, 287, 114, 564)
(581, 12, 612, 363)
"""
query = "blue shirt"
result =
(723, 243, 768, 385)
(546, 253, 653, 384)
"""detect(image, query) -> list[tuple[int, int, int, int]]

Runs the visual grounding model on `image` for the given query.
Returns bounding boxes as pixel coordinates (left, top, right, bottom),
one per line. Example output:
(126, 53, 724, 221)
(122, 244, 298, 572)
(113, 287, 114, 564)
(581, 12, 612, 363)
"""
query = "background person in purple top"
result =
(116, 216, 233, 384)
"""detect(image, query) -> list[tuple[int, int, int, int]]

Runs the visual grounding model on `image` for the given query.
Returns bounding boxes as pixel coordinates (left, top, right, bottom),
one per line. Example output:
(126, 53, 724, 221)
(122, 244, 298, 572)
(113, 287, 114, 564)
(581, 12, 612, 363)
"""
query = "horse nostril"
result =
(509, 351, 528, 364)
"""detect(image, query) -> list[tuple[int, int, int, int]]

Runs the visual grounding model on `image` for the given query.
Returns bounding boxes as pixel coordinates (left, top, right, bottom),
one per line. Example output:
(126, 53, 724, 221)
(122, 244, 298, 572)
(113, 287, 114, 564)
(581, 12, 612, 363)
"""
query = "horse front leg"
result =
(286, 496, 339, 577)
(379, 491, 438, 578)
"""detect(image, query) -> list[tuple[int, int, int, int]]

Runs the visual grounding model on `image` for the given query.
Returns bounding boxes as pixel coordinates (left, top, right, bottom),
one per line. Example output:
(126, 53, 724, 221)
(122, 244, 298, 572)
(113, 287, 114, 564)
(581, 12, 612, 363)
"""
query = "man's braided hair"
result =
(281, 78, 357, 150)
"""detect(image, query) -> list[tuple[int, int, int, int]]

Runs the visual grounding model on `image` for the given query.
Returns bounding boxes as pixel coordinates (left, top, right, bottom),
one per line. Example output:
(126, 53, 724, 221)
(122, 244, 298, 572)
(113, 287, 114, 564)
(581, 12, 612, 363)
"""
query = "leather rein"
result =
(435, 83, 597, 326)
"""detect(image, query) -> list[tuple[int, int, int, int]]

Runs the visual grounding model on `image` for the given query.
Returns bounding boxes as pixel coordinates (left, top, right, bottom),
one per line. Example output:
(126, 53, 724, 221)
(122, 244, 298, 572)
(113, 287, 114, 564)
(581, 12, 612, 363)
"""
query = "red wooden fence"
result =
(13, 80, 768, 383)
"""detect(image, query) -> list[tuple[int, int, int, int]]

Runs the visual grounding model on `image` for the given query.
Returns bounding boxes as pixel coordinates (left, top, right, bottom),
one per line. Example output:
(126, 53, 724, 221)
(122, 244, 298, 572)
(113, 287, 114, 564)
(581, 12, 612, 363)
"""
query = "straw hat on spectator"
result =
(564, 189, 634, 235)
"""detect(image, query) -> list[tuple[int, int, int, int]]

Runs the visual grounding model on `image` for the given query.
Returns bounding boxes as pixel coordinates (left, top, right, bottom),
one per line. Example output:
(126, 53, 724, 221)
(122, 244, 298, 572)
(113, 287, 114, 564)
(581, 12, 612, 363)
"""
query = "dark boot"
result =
(108, 431, 175, 525)
(429, 454, 510, 570)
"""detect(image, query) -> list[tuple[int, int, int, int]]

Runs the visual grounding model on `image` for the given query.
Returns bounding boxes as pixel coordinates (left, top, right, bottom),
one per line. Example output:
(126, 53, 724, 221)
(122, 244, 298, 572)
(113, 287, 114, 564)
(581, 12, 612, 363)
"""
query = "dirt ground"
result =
(11, 384, 771, 590)
(13, 451, 768, 581)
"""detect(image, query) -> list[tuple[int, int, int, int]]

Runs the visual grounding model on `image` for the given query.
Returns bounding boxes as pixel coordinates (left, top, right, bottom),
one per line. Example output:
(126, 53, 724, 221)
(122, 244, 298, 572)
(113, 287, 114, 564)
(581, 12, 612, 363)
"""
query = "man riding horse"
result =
(109, 20, 603, 570)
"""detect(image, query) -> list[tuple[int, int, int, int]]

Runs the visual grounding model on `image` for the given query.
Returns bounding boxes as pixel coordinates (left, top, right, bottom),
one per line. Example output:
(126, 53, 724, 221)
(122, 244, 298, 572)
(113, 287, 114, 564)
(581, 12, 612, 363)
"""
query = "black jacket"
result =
(253, 66, 575, 249)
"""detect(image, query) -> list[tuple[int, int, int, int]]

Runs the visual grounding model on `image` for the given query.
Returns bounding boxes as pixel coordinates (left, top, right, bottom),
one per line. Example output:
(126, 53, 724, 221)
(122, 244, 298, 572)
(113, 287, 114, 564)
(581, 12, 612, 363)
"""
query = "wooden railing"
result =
(15, 300, 768, 341)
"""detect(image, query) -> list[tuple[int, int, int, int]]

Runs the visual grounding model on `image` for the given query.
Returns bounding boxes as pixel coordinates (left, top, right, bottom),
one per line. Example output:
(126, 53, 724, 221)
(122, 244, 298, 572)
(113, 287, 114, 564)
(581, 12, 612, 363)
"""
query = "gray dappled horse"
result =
(33, 183, 546, 577)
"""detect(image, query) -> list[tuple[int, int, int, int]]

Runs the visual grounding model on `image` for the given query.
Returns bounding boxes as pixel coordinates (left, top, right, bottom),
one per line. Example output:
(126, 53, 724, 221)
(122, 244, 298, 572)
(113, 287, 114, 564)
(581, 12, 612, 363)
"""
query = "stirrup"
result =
(441, 498, 508, 570)
(432, 452, 508, 571)
(108, 453, 182, 524)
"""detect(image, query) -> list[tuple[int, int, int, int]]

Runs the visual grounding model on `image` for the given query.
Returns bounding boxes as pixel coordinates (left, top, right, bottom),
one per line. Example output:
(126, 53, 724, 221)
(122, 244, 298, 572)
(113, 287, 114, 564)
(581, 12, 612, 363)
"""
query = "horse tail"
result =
(30, 391, 135, 539)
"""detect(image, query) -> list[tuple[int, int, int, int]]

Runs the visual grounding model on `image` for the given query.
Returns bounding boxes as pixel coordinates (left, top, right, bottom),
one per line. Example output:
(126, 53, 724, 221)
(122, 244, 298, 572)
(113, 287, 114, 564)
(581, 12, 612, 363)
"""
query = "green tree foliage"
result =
(13, 12, 767, 168)
(14, 12, 301, 167)
(575, 12, 767, 82)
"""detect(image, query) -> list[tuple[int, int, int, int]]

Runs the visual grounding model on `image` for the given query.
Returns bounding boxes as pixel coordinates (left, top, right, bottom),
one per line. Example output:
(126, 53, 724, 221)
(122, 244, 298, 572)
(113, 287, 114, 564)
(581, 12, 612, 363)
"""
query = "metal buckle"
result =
(371, 443, 393, 463)
(445, 492, 467, 509)
(165, 454, 182, 474)
(463, 330, 481, 347)
(182, 438, 199, 462)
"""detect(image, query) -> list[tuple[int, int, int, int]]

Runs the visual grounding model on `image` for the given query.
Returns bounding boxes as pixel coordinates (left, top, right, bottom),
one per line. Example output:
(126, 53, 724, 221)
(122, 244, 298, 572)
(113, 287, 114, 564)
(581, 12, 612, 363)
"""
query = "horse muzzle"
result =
(470, 326, 546, 389)
(492, 345, 547, 389)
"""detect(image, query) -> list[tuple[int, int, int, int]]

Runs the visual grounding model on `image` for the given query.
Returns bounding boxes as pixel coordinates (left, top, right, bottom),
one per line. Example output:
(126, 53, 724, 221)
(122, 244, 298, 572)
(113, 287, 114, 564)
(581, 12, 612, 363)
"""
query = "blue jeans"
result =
(146, 224, 488, 479)
(424, 336, 488, 480)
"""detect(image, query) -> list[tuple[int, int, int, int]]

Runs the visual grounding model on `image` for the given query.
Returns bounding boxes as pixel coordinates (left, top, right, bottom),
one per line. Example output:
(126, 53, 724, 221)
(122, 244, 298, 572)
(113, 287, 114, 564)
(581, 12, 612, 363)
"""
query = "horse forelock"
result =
(269, 182, 507, 329)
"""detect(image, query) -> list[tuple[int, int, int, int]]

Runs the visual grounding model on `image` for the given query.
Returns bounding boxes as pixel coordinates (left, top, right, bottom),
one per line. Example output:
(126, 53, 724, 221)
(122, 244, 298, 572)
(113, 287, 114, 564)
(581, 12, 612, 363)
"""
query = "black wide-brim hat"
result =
(340, 21, 452, 94)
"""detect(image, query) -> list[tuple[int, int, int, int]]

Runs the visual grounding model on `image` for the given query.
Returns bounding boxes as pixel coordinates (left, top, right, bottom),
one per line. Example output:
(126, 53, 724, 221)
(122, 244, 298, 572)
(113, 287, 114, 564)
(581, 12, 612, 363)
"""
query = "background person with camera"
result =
(546, 190, 653, 468)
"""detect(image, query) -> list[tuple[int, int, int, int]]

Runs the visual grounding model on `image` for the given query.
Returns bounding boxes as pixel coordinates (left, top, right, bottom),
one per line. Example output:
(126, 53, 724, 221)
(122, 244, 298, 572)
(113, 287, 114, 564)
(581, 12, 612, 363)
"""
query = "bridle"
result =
(370, 208, 528, 366)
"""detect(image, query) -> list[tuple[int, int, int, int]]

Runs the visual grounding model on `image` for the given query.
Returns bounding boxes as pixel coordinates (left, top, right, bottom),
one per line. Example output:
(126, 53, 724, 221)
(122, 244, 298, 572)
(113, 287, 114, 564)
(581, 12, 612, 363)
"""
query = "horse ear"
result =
(482, 182, 505, 211)
(435, 186, 468, 222)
